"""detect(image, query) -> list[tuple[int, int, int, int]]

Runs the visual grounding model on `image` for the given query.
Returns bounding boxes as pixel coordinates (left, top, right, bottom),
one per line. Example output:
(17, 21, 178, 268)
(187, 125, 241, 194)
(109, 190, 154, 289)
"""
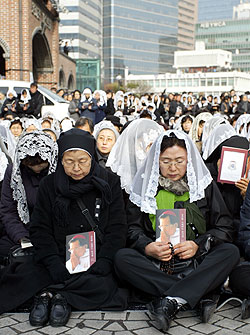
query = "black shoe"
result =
(49, 293, 71, 327)
(241, 298, 250, 320)
(200, 299, 217, 323)
(147, 297, 179, 332)
(29, 292, 51, 326)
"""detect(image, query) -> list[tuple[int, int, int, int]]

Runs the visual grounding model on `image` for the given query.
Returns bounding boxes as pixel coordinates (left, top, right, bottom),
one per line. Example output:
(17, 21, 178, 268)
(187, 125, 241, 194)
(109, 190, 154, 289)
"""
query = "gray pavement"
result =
(1, 301, 250, 335)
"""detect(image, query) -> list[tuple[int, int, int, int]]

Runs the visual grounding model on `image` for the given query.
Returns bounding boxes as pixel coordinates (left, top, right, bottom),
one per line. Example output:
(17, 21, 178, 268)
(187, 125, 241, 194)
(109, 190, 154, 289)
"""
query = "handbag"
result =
(8, 245, 34, 264)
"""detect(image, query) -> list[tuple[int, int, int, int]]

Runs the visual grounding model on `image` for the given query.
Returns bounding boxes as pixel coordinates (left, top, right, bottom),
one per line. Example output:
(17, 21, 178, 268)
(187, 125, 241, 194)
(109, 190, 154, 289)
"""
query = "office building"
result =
(103, 0, 198, 83)
(198, 0, 240, 22)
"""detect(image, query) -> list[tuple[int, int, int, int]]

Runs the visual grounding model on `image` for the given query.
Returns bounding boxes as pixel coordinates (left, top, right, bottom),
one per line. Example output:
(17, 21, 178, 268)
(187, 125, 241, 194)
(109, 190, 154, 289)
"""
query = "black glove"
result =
(88, 258, 113, 276)
(43, 255, 71, 284)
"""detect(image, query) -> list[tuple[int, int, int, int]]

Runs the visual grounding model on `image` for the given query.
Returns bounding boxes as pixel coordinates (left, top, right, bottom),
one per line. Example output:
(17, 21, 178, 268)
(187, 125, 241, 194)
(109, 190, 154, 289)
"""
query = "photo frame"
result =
(217, 146, 248, 184)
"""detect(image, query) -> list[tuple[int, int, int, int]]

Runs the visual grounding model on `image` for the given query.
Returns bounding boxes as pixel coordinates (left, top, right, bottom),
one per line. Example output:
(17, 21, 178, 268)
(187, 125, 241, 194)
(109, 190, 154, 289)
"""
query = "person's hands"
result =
(70, 253, 80, 271)
(174, 241, 198, 259)
(235, 178, 249, 197)
(145, 242, 172, 261)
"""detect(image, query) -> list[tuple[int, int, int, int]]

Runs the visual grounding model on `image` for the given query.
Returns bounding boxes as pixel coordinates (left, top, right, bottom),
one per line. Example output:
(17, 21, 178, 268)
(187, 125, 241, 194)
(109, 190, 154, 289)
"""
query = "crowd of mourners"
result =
(1, 82, 250, 332)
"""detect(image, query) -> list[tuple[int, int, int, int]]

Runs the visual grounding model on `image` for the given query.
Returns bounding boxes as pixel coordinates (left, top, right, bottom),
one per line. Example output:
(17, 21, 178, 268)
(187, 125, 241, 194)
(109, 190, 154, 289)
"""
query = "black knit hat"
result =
(57, 128, 95, 158)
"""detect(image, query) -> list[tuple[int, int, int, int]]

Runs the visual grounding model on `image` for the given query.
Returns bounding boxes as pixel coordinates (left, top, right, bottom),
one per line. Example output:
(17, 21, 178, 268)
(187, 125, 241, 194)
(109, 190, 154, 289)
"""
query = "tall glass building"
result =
(198, 0, 240, 22)
(59, 0, 102, 60)
(103, 0, 179, 83)
(196, 18, 250, 72)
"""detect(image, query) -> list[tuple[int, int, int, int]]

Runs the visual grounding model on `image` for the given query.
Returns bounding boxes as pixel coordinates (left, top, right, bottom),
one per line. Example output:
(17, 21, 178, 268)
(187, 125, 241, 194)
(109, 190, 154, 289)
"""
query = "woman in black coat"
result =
(0, 128, 128, 327)
(114, 130, 239, 332)
(0, 131, 58, 260)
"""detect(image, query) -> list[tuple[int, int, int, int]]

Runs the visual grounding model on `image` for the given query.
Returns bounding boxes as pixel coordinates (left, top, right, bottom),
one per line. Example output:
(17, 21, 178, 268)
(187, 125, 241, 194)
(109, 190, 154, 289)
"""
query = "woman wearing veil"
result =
(0, 131, 58, 260)
(114, 130, 239, 332)
(106, 119, 163, 196)
(0, 128, 128, 327)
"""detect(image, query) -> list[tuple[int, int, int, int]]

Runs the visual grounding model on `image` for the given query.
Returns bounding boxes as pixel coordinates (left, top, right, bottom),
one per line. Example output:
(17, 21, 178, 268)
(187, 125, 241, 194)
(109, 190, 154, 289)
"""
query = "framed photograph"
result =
(156, 209, 186, 246)
(65, 231, 96, 274)
(217, 146, 248, 184)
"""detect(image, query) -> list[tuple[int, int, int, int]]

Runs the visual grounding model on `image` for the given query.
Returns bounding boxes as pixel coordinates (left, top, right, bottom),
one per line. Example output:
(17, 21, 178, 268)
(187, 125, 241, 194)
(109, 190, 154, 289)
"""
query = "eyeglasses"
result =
(62, 159, 90, 168)
(159, 159, 186, 168)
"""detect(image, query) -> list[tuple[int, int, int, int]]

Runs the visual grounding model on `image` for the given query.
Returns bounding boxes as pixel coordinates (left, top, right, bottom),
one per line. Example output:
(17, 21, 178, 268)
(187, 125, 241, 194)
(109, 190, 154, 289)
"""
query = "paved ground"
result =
(1, 300, 250, 335)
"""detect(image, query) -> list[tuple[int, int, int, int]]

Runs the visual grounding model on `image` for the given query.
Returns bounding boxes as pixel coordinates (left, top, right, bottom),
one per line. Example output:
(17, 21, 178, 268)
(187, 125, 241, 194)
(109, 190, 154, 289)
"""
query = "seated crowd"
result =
(1, 85, 250, 332)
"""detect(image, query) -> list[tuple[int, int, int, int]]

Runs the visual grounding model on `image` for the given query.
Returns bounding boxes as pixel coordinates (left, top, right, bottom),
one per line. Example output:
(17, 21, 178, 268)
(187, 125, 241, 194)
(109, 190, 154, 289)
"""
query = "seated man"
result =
(114, 130, 239, 332)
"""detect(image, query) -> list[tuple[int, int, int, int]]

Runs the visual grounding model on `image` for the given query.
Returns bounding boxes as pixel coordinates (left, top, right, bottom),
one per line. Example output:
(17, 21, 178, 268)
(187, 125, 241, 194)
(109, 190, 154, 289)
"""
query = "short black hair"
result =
(30, 82, 38, 88)
(160, 134, 186, 153)
(75, 117, 94, 133)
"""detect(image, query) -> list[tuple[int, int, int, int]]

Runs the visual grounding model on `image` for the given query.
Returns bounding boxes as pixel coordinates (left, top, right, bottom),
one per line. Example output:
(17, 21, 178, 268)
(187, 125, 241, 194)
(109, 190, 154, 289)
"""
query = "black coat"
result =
(126, 181, 235, 256)
(0, 167, 128, 313)
(29, 168, 127, 276)
(0, 165, 46, 244)
(26, 90, 43, 118)
(0, 164, 48, 258)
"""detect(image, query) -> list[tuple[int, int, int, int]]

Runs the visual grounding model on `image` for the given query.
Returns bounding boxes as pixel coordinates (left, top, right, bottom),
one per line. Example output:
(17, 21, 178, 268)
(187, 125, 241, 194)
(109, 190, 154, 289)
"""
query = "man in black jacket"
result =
(27, 82, 44, 118)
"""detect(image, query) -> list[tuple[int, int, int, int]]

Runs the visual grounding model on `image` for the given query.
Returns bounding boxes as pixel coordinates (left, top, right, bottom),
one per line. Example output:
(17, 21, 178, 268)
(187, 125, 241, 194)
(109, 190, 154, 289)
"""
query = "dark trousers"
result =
(230, 262, 250, 297)
(114, 243, 239, 308)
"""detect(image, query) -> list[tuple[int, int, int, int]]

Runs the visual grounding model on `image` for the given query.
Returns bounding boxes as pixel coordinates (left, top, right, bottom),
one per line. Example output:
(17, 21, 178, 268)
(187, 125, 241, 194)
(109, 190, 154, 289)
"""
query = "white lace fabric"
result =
(202, 124, 236, 161)
(235, 114, 250, 137)
(106, 119, 164, 194)
(10, 131, 58, 224)
(190, 112, 212, 143)
(0, 150, 8, 182)
(202, 115, 229, 153)
(129, 130, 213, 214)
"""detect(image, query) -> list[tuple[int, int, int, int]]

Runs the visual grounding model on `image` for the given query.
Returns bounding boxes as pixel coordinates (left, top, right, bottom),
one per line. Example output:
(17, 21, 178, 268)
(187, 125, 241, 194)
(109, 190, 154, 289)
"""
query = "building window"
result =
(201, 79, 206, 86)
(180, 79, 186, 87)
(168, 79, 173, 87)
(228, 78, 234, 86)
(214, 78, 220, 86)
(155, 80, 160, 88)
(221, 78, 227, 86)
(193, 79, 198, 87)
(174, 79, 179, 87)
(207, 79, 213, 86)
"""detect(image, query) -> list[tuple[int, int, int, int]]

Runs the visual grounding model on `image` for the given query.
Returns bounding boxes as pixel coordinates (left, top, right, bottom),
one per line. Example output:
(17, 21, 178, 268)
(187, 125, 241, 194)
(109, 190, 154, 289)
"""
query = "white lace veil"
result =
(0, 124, 17, 161)
(202, 124, 236, 161)
(106, 119, 164, 194)
(190, 112, 213, 143)
(0, 148, 8, 182)
(129, 130, 213, 214)
(235, 114, 250, 137)
(202, 115, 229, 152)
(10, 131, 58, 224)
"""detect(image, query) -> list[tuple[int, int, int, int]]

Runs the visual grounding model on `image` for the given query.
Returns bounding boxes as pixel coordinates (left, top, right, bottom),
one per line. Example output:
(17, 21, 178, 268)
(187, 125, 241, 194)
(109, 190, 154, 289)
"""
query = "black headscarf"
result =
(54, 128, 112, 226)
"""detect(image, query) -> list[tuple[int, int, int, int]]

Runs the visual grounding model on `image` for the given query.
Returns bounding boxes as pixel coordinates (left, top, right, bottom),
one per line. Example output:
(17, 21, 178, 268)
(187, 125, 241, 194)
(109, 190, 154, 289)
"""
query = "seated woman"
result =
(203, 124, 249, 231)
(190, 112, 212, 153)
(0, 128, 128, 326)
(23, 118, 42, 132)
(0, 131, 58, 259)
(9, 118, 23, 141)
(16, 89, 31, 118)
(114, 130, 239, 332)
(106, 118, 163, 195)
(93, 120, 119, 168)
(1, 89, 17, 118)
